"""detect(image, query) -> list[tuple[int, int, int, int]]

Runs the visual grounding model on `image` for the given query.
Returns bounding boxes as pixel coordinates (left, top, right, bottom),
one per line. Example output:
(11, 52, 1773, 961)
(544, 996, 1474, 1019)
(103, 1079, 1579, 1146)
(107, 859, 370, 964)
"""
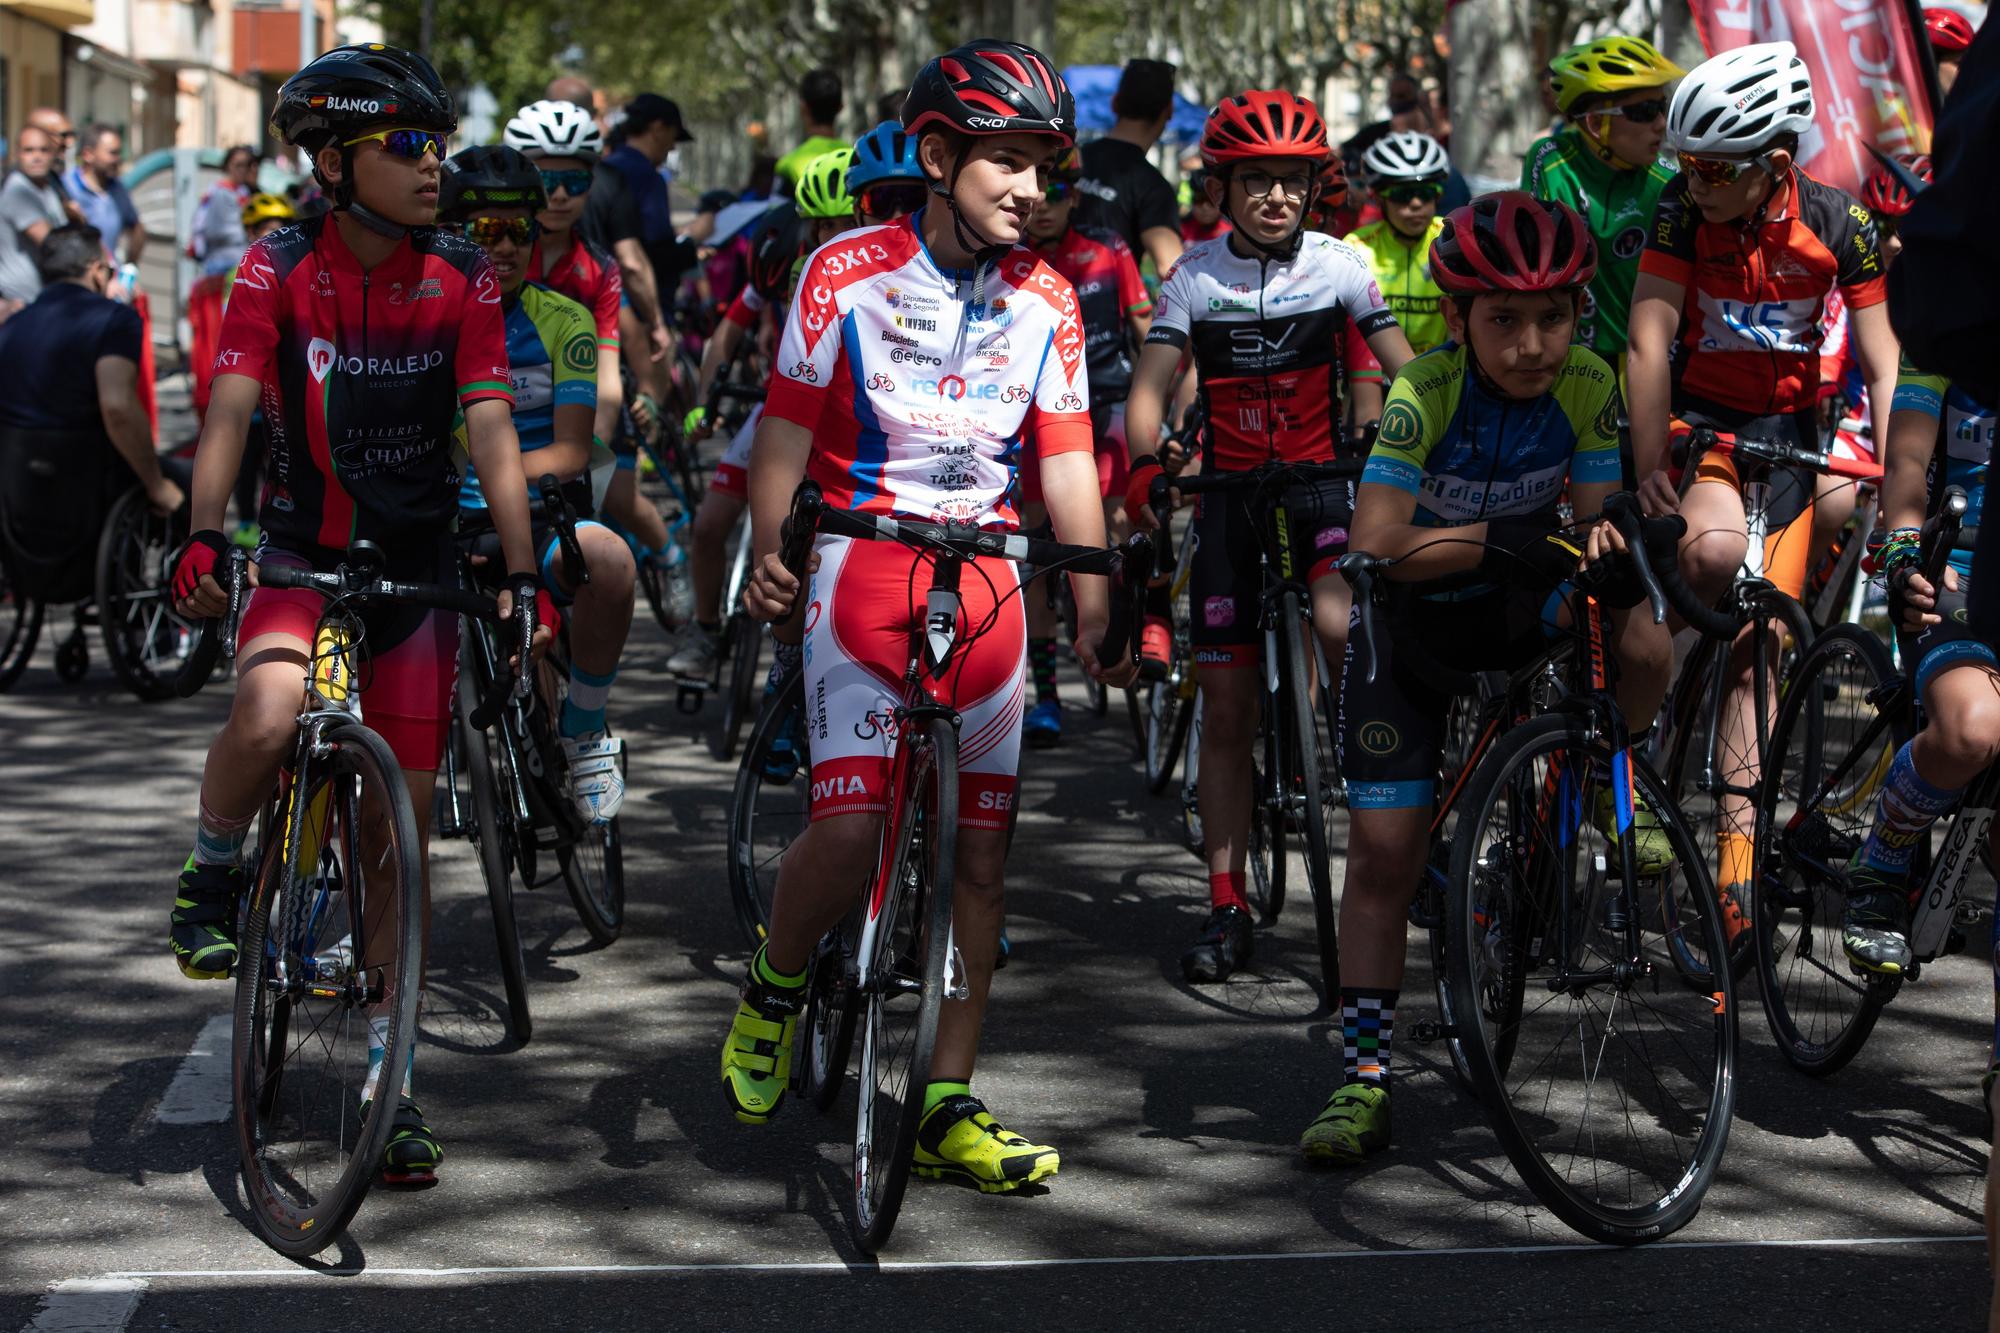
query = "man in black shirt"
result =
(1077, 58, 1183, 279)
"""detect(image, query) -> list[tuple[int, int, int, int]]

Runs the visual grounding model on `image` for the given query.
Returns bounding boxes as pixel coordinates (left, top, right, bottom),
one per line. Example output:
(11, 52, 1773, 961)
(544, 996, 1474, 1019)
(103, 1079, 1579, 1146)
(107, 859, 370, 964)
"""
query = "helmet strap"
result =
(320, 144, 409, 239)
(929, 148, 1009, 310)
(1574, 115, 1643, 173)
(1222, 175, 1309, 263)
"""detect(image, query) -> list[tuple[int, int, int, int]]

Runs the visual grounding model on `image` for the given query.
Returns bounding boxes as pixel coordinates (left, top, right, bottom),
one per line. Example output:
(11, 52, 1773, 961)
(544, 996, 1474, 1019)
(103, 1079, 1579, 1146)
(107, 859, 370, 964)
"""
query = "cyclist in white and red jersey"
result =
(1124, 89, 1414, 984)
(717, 41, 1134, 1195)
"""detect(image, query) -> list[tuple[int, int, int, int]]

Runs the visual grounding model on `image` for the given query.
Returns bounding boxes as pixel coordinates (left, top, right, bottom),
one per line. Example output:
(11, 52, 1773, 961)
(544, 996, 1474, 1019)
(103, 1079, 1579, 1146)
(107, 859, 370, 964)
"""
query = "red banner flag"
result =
(1687, 0, 1935, 195)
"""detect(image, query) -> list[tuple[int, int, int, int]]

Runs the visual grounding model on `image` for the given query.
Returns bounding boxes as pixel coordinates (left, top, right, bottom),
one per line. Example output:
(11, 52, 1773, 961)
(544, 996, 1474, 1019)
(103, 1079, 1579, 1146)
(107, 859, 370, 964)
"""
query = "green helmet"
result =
(794, 147, 857, 220)
(1547, 36, 1684, 115)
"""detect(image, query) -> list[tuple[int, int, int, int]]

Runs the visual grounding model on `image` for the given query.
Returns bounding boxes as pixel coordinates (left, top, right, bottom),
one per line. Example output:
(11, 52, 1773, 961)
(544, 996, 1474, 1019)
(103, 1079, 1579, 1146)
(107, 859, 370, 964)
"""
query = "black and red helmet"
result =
(902, 40, 1074, 144)
(1199, 90, 1332, 169)
(270, 43, 455, 152)
(1924, 7, 1976, 52)
(747, 201, 806, 303)
(1430, 193, 1597, 295)
(1862, 152, 1933, 217)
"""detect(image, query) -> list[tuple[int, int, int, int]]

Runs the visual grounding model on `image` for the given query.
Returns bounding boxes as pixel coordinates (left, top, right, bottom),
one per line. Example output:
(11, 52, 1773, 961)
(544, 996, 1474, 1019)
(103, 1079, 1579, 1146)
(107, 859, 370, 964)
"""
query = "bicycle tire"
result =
(537, 644, 625, 945)
(1179, 691, 1204, 855)
(0, 542, 41, 692)
(635, 549, 673, 634)
(1751, 623, 1903, 1075)
(1144, 674, 1193, 794)
(726, 670, 810, 947)
(1280, 594, 1338, 1003)
(854, 716, 957, 1254)
(234, 721, 422, 1257)
(1661, 585, 1812, 985)
(456, 653, 530, 1043)
(711, 613, 762, 762)
(1446, 714, 1736, 1245)
(94, 487, 191, 701)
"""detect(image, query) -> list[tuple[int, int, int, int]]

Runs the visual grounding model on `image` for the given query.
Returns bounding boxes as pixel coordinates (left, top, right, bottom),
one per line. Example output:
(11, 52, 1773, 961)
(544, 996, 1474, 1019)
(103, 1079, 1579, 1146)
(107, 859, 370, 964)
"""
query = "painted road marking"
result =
(152, 1014, 231, 1126)
(22, 1278, 146, 1333)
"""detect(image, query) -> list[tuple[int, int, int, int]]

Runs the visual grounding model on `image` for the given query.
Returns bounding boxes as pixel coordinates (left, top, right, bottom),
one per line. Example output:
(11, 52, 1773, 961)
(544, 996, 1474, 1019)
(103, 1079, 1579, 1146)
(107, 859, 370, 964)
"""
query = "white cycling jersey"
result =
(766, 215, 1095, 527)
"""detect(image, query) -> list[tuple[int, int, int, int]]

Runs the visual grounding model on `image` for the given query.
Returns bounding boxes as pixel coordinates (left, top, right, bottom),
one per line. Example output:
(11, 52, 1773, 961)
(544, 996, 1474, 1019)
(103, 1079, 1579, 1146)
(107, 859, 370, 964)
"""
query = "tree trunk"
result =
(1449, 0, 1541, 192)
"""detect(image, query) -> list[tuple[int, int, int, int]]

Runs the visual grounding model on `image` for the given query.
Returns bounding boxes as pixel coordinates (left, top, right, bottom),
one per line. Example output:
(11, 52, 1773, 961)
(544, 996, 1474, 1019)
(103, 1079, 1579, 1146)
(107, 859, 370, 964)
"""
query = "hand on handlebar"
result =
(746, 549, 817, 622)
(1637, 468, 1680, 517)
(1074, 611, 1139, 690)
(146, 475, 186, 516)
(496, 580, 556, 670)
(1889, 564, 1951, 633)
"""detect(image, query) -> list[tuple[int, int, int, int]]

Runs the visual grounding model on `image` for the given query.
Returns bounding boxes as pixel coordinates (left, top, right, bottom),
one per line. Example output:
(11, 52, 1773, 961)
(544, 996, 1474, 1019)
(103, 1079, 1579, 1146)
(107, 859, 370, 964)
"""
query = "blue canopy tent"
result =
(1061, 64, 1209, 144)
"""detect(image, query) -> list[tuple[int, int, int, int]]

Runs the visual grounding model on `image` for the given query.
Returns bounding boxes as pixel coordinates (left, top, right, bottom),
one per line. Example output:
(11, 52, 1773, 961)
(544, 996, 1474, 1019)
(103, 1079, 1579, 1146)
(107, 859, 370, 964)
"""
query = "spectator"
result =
(1343, 72, 1431, 168)
(24, 107, 85, 221)
(0, 225, 182, 516)
(64, 125, 144, 265)
(875, 89, 906, 123)
(547, 76, 671, 364)
(0, 126, 71, 313)
(1077, 57, 1184, 278)
(775, 68, 848, 192)
(606, 92, 699, 294)
(190, 145, 258, 277)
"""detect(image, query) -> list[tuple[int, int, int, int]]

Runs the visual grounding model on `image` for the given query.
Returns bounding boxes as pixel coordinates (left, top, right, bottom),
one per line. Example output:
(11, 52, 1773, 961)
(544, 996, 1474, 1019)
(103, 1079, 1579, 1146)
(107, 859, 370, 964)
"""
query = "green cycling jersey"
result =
(1520, 125, 1673, 359)
(1347, 216, 1448, 356)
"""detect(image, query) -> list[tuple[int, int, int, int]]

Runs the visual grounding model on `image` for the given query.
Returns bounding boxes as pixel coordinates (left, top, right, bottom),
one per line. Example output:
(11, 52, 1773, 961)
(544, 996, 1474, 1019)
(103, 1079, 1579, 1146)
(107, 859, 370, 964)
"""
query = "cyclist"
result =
(1304, 193, 1672, 1165)
(504, 100, 627, 478)
(1348, 130, 1452, 355)
(167, 44, 549, 1185)
(1180, 167, 1229, 245)
(1522, 35, 1683, 370)
(1125, 89, 1414, 983)
(719, 40, 1133, 1193)
(442, 145, 637, 824)
(1020, 144, 1154, 747)
(1926, 7, 1975, 96)
(1839, 362, 1995, 976)
(1628, 41, 1900, 929)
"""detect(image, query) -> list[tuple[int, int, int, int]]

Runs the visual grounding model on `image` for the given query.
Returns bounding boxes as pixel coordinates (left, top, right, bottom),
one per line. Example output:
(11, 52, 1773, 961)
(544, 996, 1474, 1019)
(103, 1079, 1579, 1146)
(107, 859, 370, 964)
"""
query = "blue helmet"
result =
(847, 120, 922, 191)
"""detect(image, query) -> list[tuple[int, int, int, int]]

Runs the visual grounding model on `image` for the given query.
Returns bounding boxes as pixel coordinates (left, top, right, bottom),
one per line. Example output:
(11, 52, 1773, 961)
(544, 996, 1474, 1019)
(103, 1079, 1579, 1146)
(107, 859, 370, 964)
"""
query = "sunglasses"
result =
(1043, 181, 1077, 203)
(859, 181, 927, 219)
(1602, 97, 1669, 123)
(1677, 151, 1767, 186)
(343, 127, 449, 160)
(1874, 214, 1900, 241)
(461, 215, 539, 246)
(539, 168, 593, 198)
(1238, 169, 1313, 200)
(1380, 182, 1444, 205)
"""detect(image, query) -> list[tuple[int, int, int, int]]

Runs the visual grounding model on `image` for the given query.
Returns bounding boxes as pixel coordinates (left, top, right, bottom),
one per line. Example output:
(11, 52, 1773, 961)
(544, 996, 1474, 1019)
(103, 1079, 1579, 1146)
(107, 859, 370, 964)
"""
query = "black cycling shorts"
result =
(1905, 576, 1997, 701)
(1189, 477, 1352, 669)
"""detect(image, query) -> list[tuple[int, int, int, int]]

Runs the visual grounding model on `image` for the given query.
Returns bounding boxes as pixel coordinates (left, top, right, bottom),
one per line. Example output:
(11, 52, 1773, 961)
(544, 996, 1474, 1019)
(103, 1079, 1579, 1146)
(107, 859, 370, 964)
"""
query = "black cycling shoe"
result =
(1180, 904, 1254, 983)
(1842, 858, 1913, 976)
(374, 1097, 442, 1187)
(170, 858, 244, 980)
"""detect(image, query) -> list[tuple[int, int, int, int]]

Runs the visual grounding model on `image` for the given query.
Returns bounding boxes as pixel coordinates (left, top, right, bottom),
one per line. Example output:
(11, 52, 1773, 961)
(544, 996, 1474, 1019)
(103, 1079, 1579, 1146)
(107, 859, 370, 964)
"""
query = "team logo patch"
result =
(1612, 225, 1646, 260)
(1358, 721, 1400, 755)
(1204, 596, 1235, 627)
(1377, 400, 1422, 450)
(561, 331, 596, 375)
(307, 337, 336, 384)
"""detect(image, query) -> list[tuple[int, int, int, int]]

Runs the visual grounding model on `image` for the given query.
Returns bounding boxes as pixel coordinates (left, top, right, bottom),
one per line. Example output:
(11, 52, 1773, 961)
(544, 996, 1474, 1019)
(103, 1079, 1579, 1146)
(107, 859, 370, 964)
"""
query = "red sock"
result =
(1208, 870, 1247, 912)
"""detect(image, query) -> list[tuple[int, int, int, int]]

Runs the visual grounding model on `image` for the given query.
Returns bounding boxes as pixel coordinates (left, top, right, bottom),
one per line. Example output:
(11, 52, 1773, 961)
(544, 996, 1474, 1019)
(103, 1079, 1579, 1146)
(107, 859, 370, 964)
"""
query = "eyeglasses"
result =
(1380, 182, 1444, 205)
(342, 127, 449, 160)
(1043, 181, 1077, 203)
(1602, 97, 1669, 123)
(461, 215, 539, 246)
(539, 168, 593, 198)
(859, 181, 927, 219)
(1677, 152, 1766, 186)
(1237, 169, 1313, 201)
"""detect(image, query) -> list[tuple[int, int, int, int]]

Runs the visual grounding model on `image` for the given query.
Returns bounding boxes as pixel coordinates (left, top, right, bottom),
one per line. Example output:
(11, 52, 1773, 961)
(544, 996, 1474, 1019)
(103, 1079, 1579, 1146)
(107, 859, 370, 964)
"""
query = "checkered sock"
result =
(1342, 987, 1398, 1088)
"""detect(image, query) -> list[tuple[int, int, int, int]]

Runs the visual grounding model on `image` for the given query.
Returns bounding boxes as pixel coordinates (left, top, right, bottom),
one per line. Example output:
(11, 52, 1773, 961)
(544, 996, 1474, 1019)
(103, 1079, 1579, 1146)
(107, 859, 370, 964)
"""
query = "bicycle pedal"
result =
(675, 684, 706, 714)
(1409, 1018, 1454, 1045)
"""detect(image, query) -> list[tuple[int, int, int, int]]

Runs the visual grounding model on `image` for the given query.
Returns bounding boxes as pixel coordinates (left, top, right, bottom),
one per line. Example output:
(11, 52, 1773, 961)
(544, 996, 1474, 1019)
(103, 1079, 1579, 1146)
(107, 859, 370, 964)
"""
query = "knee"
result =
(581, 531, 636, 598)
(226, 684, 304, 756)
(1935, 695, 2000, 772)
(1201, 685, 1257, 743)
(1679, 533, 1746, 597)
(810, 812, 884, 868)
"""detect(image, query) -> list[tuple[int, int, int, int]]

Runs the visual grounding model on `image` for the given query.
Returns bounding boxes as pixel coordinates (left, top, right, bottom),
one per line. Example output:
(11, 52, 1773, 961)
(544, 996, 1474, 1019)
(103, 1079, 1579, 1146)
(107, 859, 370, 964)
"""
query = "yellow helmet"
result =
(241, 192, 298, 228)
(1547, 36, 1685, 115)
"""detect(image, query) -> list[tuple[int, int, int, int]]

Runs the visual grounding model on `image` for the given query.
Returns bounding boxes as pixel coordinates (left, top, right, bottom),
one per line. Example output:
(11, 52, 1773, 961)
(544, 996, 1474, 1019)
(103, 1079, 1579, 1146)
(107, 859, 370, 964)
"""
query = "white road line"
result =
(152, 1014, 231, 1126)
(22, 1278, 146, 1333)
(102, 1232, 1982, 1281)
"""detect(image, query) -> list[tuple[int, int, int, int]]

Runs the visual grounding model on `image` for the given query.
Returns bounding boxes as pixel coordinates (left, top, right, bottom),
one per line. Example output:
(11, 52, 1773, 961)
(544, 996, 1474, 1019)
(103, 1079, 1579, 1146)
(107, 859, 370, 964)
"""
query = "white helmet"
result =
(504, 99, 603, 162)
(1361, 130, 1450, 185)
(1667, 41, 1814, 157)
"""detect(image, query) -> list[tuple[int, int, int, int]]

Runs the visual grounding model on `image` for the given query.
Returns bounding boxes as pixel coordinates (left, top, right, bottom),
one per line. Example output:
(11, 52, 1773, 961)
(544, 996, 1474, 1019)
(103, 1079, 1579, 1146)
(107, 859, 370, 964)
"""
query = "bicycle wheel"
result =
(536, 649, 623, 945)
(1179, 691, 1204, 854)
(94, 487, 193, 701)
(1446, 714, 1736, 1245)
(710, 612, 762, 762)
(726, 670, 810, 947)
(0, 541, 44, 693)
(234, 722, 423, 1257)
(1662, 586, 1812, 985)
(853, 716, 957, 1254)
(454, 650, 529, 1043)
(1279, 597, 1337, 1002)
(1751, 623, 1904, 1075)
(798, 911, 861, 1112)
(1143, 670, 1194, 795)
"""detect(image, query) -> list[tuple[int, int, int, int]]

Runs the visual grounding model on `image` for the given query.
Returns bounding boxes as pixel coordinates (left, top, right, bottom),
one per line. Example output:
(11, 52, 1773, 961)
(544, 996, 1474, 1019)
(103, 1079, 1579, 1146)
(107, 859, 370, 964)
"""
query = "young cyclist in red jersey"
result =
(719, 41, 1134, 1193)
(1019, 144, 1154, 747)
(1125, 90, 1414, 983)
(167, 45, 549, 1185)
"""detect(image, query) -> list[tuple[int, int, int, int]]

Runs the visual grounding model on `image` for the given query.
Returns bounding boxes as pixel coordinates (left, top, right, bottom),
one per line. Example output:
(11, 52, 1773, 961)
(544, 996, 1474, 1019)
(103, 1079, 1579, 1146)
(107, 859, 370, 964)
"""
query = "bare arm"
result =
(1140, 226, 1183, 282)
(1124, 341, 1183, 471)
(22, 217, 53, 247)
(697, 316, 749, 404)
(122, 223, 146, 264)
(1848, 301, 1902, 449)
(1346, 376, 1384, 426)
(94, 355, 180, 512)
(520, 402, 594, 488)
(1040, 448, 1129, 682)
(1350, 481, 1486, 581)
(592, 341, 622, 448)
(1880, 406, 1936, 533)
(1626, 271, 1686, 487)
(189, 375, 261, 534)
(463, 399, 539, 578)
(1363, 324, 1415, 381)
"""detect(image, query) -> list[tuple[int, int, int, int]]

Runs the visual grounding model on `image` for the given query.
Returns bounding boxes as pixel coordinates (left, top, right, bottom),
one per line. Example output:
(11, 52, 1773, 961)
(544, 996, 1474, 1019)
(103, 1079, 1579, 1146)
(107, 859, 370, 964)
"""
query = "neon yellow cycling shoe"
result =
(912, 1094, 1059, 1193)
(1592, 783, 1673, 876)
(720, 948, 804, 1124)
(1300, 1081, 1391, 1166)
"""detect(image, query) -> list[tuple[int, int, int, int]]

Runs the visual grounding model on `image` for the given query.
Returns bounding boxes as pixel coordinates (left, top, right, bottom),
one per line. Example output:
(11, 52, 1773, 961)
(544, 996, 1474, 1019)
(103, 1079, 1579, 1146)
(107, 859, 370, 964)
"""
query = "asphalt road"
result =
(1, 512, 1994, 1329)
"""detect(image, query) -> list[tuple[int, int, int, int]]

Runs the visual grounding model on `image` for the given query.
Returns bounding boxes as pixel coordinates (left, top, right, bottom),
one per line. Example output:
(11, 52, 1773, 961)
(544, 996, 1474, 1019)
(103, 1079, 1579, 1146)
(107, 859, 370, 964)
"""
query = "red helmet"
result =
(1861, 152, 1933, 216)
(1430, 193, 1597, 295)
(902, 40, 1074, 144)
(1316, 157, 1348, 212)
(1924, 7, 1975, 51)
(1200, 90, 1332, 169)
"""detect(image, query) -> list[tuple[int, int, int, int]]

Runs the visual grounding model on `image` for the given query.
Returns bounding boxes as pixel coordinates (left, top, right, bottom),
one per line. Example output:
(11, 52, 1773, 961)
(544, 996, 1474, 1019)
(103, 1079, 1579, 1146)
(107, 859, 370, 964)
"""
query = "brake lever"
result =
(1336, 551, 1386, 686)
(1602, 494, 1667, 626)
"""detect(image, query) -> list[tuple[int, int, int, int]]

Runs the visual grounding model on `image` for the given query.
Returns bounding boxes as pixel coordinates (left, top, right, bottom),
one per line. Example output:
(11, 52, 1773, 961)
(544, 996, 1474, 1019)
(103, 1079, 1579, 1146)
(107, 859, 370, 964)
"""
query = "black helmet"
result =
(747, 201, 806, 304)
(902, 40, 1074, 145)
(271, 43, 455, 153)
(439, 145, 546, 220)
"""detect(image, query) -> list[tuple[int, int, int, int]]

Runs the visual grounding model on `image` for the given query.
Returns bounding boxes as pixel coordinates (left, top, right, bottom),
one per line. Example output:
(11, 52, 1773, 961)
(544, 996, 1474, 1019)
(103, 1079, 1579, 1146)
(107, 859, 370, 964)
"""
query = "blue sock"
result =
(1858, 741, 1960, 876)
(560, 664, 617, 739)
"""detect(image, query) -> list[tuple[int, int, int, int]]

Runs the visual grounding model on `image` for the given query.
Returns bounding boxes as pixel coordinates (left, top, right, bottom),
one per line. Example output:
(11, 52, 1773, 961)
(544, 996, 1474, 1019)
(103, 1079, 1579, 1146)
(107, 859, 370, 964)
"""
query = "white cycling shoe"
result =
(559, 732, 626, 824)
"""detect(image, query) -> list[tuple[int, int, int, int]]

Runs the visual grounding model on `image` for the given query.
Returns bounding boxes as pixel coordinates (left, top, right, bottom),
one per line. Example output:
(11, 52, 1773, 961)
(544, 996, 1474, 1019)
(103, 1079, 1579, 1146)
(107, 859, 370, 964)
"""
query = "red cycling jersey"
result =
(1639, 167, 1887, 418)
(214, 215, 512, 559)
(535, 234, 622, 350)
